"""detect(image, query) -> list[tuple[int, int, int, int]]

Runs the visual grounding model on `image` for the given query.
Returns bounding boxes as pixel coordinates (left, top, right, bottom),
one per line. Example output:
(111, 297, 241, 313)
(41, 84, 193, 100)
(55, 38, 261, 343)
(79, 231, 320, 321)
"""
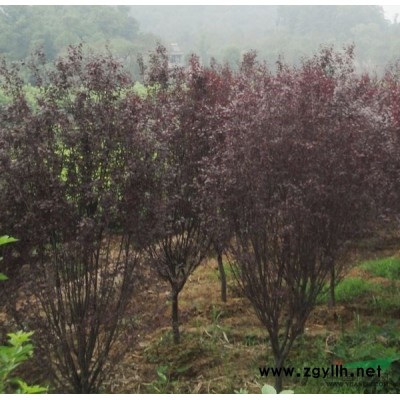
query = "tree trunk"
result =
(171, 290, 180, 344)
(217, 251, 227, 303)
(274, 374, 283, 394)
(270, 341, 291, 394)
(328, 262, 335, 308)
(273, 354, 284, 393)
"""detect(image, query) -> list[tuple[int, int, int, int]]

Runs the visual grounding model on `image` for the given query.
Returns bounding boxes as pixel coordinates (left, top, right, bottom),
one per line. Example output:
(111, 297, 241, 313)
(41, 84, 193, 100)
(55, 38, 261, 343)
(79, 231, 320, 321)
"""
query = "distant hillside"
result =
(131, 5, 400, 72)
(130, 6, 279, 64)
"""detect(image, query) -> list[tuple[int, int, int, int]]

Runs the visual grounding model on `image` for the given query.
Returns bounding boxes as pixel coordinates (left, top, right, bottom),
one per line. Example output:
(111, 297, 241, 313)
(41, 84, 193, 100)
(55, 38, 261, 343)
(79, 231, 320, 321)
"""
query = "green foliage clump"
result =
(0, 236, 47, 394)
(0, 331, 47, 394)
(0, 88, 11, 106)
(0, 85, 39, 108)
(0, 236, 18, 281)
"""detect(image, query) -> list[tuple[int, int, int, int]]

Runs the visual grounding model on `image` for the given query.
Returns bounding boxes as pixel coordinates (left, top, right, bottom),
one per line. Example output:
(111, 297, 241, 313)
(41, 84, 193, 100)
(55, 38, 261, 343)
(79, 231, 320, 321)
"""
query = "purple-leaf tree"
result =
(142, 48, 224, 344)
(0, 46, 152, 393)
(213, 48, 386, 392)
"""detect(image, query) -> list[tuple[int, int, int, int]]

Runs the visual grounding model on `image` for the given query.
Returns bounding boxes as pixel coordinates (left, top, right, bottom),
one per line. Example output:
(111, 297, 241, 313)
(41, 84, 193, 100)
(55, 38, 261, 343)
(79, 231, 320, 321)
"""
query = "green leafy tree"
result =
(209, 48, 385, 392)
(0, 46, 153, 393)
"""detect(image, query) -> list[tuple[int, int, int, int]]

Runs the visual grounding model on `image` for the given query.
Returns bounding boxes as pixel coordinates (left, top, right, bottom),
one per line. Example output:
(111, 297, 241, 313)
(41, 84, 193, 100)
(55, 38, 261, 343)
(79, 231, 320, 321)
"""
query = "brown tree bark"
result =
(217, 250, 227, 303)
(171, 290, 180, 344)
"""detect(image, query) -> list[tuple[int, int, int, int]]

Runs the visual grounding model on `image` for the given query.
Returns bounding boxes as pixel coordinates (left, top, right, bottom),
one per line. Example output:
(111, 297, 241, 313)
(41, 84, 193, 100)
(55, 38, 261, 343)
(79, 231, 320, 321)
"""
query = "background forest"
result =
(1, 5, 400, 73)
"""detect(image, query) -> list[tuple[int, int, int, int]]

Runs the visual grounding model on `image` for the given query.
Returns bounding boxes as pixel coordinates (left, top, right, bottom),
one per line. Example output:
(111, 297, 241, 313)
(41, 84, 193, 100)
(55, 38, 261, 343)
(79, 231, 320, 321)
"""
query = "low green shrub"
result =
(0, 235, 18, 281)
(0, 235, 47, 394)
(0, 331, 47, 394)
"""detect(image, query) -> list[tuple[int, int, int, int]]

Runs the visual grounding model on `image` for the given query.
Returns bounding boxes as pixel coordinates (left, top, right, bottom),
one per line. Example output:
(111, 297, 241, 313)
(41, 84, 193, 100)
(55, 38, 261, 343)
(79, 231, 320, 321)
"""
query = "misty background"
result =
(1, 5, 399, 75)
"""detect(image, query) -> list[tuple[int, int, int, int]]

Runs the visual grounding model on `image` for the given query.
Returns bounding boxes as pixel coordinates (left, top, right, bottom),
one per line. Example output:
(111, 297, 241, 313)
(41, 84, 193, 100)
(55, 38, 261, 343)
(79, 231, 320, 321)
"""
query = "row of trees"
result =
(0, 44, 399, 392)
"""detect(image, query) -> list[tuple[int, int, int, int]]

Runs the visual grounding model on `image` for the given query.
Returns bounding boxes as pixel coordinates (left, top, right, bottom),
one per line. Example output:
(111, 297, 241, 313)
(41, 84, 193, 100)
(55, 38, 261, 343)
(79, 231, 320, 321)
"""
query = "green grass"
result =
(335, 278, 380, 303)
(317, 256, 400, 305)
(369, 282, 400, 313)
(296, 321, 400, 394)
(318, 277, 379, 304)
(360, 258, 400, 280)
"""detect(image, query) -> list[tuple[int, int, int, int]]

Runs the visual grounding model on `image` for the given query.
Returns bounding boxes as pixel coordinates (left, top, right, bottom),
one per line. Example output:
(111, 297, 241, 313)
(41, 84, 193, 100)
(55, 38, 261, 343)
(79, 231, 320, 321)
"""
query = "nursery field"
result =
(100, 233, 400, 394)
(3, 232, 400, 394)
